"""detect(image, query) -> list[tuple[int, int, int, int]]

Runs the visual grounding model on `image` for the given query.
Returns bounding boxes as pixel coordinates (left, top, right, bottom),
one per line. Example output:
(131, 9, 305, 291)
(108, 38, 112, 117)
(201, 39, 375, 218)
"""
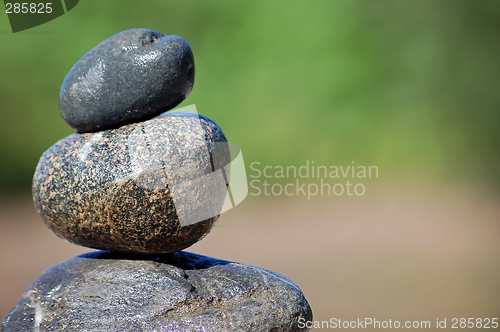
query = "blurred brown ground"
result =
(1, 183, 499, 330)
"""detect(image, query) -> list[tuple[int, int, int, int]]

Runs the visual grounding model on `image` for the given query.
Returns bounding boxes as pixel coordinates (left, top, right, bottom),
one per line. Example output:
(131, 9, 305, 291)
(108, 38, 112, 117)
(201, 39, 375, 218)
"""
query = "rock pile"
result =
(1, 29, 312, 331)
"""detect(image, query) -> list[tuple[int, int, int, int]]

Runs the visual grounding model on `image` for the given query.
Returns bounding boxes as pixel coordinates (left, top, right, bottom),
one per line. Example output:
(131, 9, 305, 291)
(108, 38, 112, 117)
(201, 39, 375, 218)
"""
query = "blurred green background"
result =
(0, 0, 499, 191)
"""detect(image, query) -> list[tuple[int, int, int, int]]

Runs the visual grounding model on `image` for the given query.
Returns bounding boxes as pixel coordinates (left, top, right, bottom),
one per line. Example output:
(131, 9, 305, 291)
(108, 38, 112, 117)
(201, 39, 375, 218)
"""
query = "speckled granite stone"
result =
(32, 112, 230, 254)
(59, 28, 194, 133)
(1, 251, 312, 332)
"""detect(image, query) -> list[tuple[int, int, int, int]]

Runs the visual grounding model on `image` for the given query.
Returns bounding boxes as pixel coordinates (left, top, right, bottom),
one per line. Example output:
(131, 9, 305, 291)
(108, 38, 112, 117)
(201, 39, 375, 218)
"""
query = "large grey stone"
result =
(59, 28, 195, 133)
(32, 111, 230, 254)
(1, 251, 312, 331)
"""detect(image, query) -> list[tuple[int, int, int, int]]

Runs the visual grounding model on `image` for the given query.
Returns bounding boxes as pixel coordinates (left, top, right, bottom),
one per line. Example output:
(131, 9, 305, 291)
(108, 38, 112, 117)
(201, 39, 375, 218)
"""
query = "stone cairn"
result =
(1, 29, 312, 331)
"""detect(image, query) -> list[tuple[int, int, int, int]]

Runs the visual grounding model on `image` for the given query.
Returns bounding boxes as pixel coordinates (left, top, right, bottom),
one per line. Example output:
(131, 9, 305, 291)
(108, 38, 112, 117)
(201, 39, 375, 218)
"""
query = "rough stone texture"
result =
(1, 251, 312, 332)
(32, 112, 230, 254)
(59, 28, 195, 133)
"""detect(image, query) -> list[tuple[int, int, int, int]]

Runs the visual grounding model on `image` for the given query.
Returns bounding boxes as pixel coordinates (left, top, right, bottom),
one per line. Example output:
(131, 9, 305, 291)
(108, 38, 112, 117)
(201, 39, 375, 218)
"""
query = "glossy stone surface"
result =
(59, 28, 195, 133)
(32, 112, 229, 254)
(1, 251, 312, 332)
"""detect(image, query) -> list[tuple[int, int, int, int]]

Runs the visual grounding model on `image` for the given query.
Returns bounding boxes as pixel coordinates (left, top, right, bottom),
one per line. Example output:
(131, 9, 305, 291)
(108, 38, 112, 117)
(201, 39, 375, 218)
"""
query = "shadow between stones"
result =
(80, 250, 231, 270)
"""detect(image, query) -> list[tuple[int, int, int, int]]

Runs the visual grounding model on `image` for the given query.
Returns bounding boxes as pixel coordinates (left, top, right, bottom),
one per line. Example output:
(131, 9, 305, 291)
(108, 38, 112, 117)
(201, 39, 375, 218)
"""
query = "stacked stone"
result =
(1, 29, 312, 331)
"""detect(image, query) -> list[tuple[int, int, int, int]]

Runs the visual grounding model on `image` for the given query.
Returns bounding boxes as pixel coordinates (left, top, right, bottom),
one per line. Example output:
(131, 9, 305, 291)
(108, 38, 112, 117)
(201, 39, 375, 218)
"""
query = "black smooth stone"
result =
(59, 28, 195, 133)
